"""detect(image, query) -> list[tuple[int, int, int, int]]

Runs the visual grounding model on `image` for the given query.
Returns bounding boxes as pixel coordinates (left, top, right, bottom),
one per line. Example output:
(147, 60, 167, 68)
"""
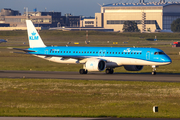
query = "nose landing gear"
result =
(152, 65, 157, 75)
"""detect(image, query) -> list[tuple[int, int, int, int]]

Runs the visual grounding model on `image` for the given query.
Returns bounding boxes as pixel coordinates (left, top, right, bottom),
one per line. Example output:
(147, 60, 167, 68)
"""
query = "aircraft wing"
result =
(36, 54, 88, 60)
(35, 54, 109, 63)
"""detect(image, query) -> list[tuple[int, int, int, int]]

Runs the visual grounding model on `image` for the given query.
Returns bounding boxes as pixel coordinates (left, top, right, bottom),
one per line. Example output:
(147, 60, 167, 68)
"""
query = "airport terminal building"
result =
(93, 0, 180, 32)
(1, 1, 180, 32)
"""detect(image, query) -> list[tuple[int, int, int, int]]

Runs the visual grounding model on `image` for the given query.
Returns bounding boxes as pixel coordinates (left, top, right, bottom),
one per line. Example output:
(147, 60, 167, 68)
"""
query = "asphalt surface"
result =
(0, 117, 179, 120)
(0, 70, 180, 82)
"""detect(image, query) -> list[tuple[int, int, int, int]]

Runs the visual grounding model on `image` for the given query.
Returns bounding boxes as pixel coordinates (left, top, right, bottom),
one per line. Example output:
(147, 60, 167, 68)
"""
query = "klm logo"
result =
(29, 32, 39, 40)
(123, 48, 131, 52)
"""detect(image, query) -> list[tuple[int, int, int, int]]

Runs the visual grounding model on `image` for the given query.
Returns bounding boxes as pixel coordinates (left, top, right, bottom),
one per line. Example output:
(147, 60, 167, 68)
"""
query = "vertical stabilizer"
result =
(26, 20, 46, 48)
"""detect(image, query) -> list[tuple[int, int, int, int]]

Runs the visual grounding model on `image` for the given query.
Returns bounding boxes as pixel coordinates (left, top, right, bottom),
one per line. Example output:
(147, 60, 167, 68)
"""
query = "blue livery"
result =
(14, 20, 172, 75)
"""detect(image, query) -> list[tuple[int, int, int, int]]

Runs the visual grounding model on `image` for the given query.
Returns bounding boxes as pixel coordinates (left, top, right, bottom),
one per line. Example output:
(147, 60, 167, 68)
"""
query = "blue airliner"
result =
(14, 20, 172, 75)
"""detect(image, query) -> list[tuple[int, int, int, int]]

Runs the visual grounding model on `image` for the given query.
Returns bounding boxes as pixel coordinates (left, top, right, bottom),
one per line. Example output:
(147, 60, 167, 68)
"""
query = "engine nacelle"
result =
(84, 59, 106, 71)
(124, 65, 143, 71)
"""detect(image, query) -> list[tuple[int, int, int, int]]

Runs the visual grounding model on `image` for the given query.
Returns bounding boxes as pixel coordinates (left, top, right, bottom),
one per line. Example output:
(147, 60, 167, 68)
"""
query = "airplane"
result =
(13, 20, 172, 75)
(0, 39, 7, 43)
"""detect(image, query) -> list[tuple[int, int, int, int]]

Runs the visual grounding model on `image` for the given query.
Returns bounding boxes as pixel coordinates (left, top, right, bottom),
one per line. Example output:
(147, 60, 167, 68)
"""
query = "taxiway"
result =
(0, 70, 179, 82)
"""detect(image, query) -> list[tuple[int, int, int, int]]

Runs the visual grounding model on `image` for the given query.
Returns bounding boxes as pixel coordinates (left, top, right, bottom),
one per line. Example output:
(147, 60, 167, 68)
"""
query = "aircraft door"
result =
(146, 51, 150, 60)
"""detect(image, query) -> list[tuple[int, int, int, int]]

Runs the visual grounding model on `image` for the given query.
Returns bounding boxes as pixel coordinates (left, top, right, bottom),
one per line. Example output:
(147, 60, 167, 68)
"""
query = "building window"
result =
(107, 20, 156, 25)
(85, 21, 94, 24)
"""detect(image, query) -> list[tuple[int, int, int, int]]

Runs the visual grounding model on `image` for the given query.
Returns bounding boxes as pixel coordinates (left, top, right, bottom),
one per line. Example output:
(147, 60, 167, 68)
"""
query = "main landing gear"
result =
(79, 69, 88, 74)
(152, 65, 157, 75)
(106, 68, 114, 74)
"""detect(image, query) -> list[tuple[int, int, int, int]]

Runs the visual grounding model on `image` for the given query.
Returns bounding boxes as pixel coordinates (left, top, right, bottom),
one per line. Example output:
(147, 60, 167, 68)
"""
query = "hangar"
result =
(94, 0, 180, 32)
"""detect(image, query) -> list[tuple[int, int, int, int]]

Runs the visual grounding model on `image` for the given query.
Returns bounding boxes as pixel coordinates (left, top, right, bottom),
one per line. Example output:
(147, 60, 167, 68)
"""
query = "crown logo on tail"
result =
(31, 32, 36, 36)
(29, 31, 39, 40)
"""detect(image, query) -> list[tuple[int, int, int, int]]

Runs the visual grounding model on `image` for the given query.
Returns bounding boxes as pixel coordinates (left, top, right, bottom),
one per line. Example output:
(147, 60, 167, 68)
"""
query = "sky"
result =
(0, 0, 179, 17)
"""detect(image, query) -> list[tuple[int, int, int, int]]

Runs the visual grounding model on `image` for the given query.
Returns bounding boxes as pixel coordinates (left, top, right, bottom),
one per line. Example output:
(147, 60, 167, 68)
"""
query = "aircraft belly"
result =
(102, 57, 170, 66)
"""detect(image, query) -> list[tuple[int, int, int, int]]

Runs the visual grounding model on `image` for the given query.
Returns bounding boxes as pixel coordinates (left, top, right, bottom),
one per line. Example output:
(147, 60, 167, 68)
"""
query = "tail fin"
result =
(26, 20, 46, 48)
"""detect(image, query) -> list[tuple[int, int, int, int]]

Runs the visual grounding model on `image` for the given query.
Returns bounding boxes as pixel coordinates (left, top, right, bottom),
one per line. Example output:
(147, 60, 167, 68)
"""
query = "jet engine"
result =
(124, 65, 143, 71)
(84, 59, 106, 71)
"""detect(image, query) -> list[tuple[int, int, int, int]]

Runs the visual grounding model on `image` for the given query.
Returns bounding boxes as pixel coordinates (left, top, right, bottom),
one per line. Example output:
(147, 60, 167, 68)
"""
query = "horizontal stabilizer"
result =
(11, 52, 28, 54)
(12, 48, 36, 52)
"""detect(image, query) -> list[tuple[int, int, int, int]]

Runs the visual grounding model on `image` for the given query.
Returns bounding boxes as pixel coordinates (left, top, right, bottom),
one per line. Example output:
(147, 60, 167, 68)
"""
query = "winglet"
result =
(26, 20, 46, 48)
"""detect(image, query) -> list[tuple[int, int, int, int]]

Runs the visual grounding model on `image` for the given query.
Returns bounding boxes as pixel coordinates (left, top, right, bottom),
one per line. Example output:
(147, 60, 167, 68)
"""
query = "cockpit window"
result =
(159, 52, 165, 55)
(154, 52, 165, 55)
(154, 52, 158, 55)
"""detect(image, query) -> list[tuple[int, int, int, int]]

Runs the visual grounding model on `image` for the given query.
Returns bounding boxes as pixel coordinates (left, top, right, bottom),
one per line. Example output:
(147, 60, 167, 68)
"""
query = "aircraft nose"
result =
(162, 55, 172, 64)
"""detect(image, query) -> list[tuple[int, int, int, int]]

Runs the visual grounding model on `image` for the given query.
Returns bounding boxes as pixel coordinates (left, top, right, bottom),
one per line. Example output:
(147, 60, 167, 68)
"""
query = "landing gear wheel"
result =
(152, 71, 156, 75)
(106, 69, 110, 74)
(152, 65, 157, 75)
(79, 69, 88, 74)
(106, 69, 114, 74)
(110, 69, 114, 74)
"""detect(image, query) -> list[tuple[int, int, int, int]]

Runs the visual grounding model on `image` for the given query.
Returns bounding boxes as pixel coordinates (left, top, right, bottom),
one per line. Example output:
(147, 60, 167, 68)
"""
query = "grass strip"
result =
(0, 78, 180, 118)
